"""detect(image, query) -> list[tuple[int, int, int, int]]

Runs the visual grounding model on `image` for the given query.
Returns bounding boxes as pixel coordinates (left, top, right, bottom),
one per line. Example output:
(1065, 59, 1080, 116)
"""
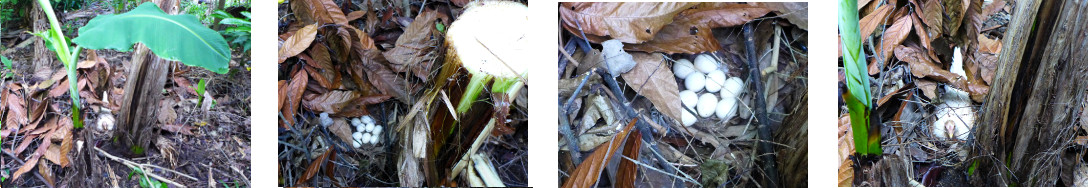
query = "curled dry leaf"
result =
(974, 53, 997, 85)
(871, 14, 912, 75)
(329, 118, 354, 145)
(763, 2, 808, 30)
(978, 35, 1001, 54)
(303, 90, 361, 113)
(942, 0, 968, 35)
(895, 45, 989, 101)
(559, 2, 696, 44)
(620, 52, 681, 122)
(616, 128, 642, 188)
(383, 9, 447, 81)
(625, 3, 772, 54)
(291, 0, 348, 26)
(282, 70, 309, 129)
(562, 119, 637, 188)
(278, 24, 319, 63)
(352, 45, 411, 103)
(859, 5, 892, 39)
(297, 148, 333, 185)
(921, 0, 944, 37)
(838, 115, 855, 186)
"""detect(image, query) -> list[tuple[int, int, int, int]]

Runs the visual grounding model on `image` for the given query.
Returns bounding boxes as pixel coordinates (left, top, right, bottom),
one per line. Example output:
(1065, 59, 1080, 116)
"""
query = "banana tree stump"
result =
(970, 0, 1088, 186)
(116, 0, 178, 156)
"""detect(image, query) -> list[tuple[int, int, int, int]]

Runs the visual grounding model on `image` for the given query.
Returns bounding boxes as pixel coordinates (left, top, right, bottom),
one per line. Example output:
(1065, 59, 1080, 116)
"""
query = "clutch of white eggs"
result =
(350, 115, 382, 148)
(674, 54, 746, 126)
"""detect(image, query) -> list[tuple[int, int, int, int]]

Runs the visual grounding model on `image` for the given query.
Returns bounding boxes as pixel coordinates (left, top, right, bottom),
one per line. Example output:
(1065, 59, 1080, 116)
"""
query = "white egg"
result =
(716, 98, 738, 120)
(365, 123, 375, 132)
(680, 90, 699, 109)
(373, 125, 383, 136)
(356, 124, 366, 133)
(705, 70, 726, 93)
(362, 133, 373, 144)
(350, 118, 362, 127)
(673, 59, 697, 79)
(360, 116, 375, 125)
(682, 107, 697, 126)
(685, 74, 706, 92)
(696, 93, 718, 118)
(720, 77, 745, 99)
(694, 54, 719, 73)
(352, 132, 364, 148)
(370, 134, 380, 144)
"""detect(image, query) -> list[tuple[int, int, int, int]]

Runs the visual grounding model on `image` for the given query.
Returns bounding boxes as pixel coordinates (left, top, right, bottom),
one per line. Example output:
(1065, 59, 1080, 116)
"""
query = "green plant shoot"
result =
(127, 166, 168, 188)
(839, 0, 880, 156)
(195, 78, 207, 107)
(33, 0, 84, 129)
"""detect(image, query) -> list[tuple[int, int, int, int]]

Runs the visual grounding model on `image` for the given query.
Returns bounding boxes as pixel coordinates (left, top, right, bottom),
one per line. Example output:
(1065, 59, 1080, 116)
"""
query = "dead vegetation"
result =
(277, 0, 529, 186)
(558, 2, 808, 187)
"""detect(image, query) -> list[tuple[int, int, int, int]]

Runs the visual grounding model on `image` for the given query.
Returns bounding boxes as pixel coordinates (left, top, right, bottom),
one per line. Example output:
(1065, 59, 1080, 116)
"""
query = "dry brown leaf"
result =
(981, 0, 1006, 19)
(173, 76, 198, 96)
(43, 133, 73, 167)
(895, 45, 989, 101)
(921, 0, 944, 36)
(352, 46, 411, 103)
(616, 128, 642, 188)
(157, 99, 177, 124)
(278, 80, 286, 111)
(562, 119, 637, 188)
(4, 89, 27, 126)
(161, 124, 195, 135)
(308, 43, 334, 70)
(305, 65, 334, 90)
(13, 140, 48, 180)
(620, 53, 681, 122)
(895, 45, 961, 83)
(838, 115, 855, 186)
(336, 95, 393, 117)
(329, 118, 354, 144)
(302, 90, 360, 113)
(872, 15, 912, 74)
(38, 160, 54, 186)
(912, 12, 933, 50)
(978, 35, 1001, 54)
(943, 0, 968, 35)
(975, 53, 997, 85)
(297, 148, 333, 185)
(383, 9, 446, 81)
(291, 0, 348, 26)
(859, 5, 893, 39)
(764, 2, 808, 30)
(282, 69, 309, 128)
(559, 2, 697, 44)
(346, 10, 365, 22)
(626, 3, 771, 54)
(278, 24, 319, 63)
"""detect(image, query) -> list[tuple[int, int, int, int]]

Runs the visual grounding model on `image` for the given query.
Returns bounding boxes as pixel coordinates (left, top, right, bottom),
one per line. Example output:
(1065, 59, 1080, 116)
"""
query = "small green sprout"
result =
(127, 167, 168, 188)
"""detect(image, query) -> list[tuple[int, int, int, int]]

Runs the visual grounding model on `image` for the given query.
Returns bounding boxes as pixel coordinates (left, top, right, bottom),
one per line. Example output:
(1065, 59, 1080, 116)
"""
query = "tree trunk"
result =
(971, 0, 1088, 186)
(31, 1, 53, 81)
(116, 0, 178, 156)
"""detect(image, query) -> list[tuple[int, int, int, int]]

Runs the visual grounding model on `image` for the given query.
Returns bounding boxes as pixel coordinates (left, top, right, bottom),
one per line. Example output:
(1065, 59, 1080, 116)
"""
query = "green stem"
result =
(839, 0, 878, 156)
(37, 0, 83, 128)
(457, 72, 492, 114)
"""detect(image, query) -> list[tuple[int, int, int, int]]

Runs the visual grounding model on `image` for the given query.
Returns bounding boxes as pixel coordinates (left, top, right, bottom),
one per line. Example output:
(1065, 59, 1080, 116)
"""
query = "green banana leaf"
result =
(72, 2, 231, 74)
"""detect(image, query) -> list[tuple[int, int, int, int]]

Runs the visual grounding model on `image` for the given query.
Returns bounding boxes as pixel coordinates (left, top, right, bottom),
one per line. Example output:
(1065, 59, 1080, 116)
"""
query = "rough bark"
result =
(971, 0, 1088, 186)
(116, 0, 178, 156)
(31, 1, 54, 81)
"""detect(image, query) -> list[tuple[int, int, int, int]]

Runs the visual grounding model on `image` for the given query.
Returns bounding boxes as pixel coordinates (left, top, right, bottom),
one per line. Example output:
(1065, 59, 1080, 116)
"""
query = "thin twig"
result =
(93, 147, 196, 187)
(743, 22, 779, 188)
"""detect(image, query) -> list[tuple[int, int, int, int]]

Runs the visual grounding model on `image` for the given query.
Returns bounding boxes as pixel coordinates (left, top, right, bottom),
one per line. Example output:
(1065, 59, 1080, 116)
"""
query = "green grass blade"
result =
(72, 2, 231, 74)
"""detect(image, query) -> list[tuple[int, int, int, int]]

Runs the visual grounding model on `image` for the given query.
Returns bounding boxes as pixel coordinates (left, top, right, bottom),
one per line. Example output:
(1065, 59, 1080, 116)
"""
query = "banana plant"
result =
(839, 0, 880, 156)
(33, 0, 84, 128)
(32, 1, 231, 129)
